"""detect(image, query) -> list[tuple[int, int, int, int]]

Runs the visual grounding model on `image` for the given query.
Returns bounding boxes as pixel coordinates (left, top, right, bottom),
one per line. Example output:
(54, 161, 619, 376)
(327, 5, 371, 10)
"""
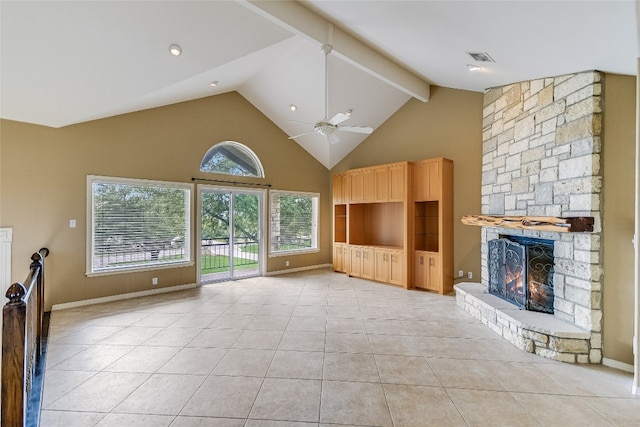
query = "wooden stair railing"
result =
(2, 248, 49, 427)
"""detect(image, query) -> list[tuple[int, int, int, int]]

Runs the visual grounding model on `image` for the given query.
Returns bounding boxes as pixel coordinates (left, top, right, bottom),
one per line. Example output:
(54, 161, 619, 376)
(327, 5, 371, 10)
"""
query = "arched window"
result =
(200, 141, 265, 178)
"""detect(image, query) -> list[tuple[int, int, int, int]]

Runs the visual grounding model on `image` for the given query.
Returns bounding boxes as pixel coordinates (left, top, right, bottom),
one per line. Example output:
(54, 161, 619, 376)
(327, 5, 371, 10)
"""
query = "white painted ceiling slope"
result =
(1, 1, 638, 169)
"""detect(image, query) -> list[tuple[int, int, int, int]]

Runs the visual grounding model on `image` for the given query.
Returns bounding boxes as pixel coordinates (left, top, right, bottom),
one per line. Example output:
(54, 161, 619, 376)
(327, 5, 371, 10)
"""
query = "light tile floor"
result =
(41, 269, 639, 426)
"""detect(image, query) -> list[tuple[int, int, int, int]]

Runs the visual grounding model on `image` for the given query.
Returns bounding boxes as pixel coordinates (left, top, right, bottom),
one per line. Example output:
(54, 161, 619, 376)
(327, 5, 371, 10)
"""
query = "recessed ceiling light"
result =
(467, 64, 481, 71)
(466, 52, 494, 62)
(169, 44, 182, 56)
(290, 104, 297, 111)
(209, 81, 219, 87)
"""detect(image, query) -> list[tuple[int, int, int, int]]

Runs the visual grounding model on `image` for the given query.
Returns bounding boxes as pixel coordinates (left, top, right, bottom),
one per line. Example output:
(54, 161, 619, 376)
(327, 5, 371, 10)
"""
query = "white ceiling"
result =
(1, 1, 638, 169)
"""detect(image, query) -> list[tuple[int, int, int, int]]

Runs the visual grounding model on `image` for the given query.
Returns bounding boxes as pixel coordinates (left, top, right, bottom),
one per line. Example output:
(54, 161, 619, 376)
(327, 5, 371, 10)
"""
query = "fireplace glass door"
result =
(488, 236, 554, 314)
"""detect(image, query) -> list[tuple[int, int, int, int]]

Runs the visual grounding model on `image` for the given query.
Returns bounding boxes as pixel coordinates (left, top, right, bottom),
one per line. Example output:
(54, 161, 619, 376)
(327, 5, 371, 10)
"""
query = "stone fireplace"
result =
(456, 70, 603, 363)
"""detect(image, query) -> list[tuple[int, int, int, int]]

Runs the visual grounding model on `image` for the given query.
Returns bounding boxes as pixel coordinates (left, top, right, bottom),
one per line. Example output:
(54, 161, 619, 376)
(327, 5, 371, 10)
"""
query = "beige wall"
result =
(332, 86, 484, 280)
(0, 92, 331, 309)
(602, 74, 636, 365)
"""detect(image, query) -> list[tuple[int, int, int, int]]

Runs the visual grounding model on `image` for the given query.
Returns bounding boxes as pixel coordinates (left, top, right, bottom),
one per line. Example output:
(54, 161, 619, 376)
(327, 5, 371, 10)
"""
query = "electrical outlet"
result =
(152, 277, 158, 285)
(467, 271, 473, 279)
(458, 270, 463, 278)
(69, 219, 77, 228)
(285, 260, 290, 267)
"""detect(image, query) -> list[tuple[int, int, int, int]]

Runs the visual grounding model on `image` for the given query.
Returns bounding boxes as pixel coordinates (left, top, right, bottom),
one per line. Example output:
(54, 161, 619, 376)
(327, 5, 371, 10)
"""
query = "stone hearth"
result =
(457, 70, 603, 363)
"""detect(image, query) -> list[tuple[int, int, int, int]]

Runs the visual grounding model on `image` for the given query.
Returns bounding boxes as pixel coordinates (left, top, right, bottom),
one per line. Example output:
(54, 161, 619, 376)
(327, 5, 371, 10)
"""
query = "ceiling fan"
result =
(288, 44, 374, 144)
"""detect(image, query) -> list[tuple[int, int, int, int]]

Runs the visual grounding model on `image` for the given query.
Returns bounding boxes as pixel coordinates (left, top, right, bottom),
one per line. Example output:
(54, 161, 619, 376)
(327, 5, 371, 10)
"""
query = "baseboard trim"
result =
(266, 264, 332, 276)
(51, 283, 198, 311)
(52, 265, 334, 310)
(602, 357, 634, 373)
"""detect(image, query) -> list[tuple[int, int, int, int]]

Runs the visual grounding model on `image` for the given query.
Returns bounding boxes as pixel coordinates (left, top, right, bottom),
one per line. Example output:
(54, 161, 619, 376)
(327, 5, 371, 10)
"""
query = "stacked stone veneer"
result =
(458, 70, 604, 363)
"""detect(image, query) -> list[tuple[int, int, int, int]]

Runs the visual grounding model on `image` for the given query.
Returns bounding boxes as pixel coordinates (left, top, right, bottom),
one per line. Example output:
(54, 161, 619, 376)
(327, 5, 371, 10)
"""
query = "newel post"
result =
(2, 282, 28, 427)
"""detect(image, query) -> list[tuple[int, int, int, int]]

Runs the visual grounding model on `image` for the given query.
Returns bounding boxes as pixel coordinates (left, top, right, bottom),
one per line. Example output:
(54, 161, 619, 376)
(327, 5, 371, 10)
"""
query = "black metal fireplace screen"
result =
(488, 236, 554, 314)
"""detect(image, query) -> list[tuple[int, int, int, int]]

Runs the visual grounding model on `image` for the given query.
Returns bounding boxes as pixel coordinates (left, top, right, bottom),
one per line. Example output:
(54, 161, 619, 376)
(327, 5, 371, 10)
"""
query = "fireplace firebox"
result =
(488, 236, 554, 314)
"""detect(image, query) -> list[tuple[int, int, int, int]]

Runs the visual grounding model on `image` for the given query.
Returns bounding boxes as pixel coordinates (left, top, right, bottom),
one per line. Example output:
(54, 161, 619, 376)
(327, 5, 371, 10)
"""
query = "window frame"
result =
(200, 141, 265, 178)
(268, 190, 320, 257)
(86, 175, 194, 276)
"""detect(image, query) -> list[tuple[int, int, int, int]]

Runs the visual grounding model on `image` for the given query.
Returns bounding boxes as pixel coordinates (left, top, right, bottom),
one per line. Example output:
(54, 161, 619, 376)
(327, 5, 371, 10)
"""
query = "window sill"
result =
(269, 249, 319, 258)
(86, 261, 194, 277)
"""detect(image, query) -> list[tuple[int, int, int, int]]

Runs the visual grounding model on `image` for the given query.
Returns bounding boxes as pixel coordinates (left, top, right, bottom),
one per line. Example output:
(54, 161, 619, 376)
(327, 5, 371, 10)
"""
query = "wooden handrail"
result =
(2, 247, 49, 427)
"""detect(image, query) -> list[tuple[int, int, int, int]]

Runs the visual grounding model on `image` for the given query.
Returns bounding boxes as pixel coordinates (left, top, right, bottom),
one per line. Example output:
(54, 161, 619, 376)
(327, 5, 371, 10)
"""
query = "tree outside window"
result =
(269, 191, 319, 255)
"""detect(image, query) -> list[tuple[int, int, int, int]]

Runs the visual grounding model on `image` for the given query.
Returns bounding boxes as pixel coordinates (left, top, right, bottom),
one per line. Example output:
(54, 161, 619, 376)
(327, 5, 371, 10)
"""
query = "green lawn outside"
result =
(200, 254, 257, 274)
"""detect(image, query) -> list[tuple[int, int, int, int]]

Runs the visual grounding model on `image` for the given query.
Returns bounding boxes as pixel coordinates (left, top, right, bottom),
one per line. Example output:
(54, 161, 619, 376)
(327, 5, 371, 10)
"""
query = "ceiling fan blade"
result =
(328, 113, 350, 126)
(327, 133, 341, 144)
(288, 131, 315, 139)
(288, 119, 315, 126)
(338, 125, 374, 134)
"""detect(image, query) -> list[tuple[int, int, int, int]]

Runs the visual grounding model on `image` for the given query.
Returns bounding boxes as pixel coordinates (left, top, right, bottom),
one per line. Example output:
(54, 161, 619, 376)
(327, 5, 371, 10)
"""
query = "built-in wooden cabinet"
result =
(375, 167, 389, 202)
(349, 246, 375, 280)
(375, 248, 404, 286)
(332, 158, 451, 292)
(413, 159, 441, 201)
(348, 168, 376, 203)
(389, 163, 406, 202)
(333, 173, 348, 204)
(362, 169, 375, 202)
(414, 251, 440, 292)
(411, 158, 453, 294)
(347, 162, 406, 204)
(333, 243, 348, 273)
(349, 171, 364, 203)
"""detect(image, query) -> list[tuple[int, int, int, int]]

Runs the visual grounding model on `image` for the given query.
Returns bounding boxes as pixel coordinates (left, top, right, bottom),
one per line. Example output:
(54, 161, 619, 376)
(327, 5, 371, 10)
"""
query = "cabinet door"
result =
(333, 174, 347, 204)
(426, 161, 440, 201)
(362, 169, 376, 202)
(388, 250, 404, 286)
(413, 163, 428, 201)
(361, 247, 375, 280)
(389, 164, 406, 201)
(349, 247, 362, 277)
(414, 160, 440, 201)
(349, 171, 364, 203)
(375, 249, 389, 282)
(374, 167, 389, 202)
(425, 253, 440, 292)
(333, 244, 347, 273)
(414, 252, 427, 289)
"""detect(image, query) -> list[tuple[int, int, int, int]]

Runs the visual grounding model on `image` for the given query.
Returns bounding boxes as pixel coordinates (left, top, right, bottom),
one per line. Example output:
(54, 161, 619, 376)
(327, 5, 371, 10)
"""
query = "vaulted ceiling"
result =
(1, 1, 638, 169)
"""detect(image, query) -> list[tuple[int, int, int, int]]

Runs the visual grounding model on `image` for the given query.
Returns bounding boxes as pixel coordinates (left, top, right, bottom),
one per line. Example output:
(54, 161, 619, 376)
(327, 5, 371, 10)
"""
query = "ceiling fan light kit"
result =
(288, 44, 374, 144)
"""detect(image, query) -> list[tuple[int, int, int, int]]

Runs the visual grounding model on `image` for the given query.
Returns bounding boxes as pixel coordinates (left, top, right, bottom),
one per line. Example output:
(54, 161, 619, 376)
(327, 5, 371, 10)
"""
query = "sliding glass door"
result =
(198, 186, 264, 283)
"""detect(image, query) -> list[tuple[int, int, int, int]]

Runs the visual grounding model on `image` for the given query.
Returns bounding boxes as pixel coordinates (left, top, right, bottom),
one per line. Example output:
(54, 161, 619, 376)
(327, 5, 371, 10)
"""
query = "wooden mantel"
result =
(461, 215, 594, 233)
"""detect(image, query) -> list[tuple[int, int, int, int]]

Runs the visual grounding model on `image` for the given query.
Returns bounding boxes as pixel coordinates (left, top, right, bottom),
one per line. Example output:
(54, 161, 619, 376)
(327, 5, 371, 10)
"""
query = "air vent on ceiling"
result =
(467, 52, 495, 62)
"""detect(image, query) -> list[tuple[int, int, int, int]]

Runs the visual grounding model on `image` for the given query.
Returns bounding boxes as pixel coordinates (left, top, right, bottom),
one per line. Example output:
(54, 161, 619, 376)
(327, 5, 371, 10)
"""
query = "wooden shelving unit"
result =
(332, 162, 410, 287)
(411, 158, 453, 294)
(332, 158, 452, 293)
